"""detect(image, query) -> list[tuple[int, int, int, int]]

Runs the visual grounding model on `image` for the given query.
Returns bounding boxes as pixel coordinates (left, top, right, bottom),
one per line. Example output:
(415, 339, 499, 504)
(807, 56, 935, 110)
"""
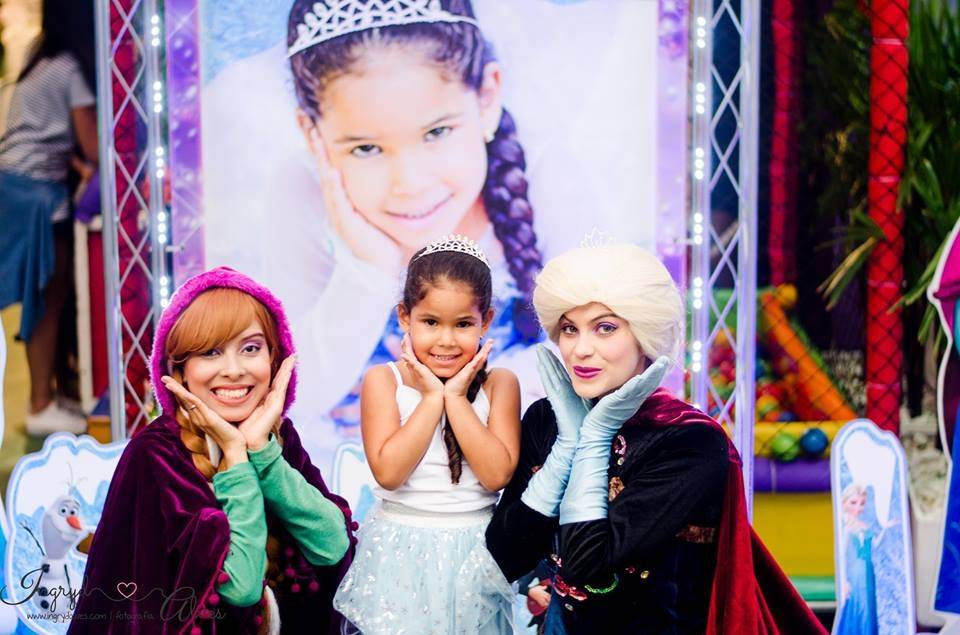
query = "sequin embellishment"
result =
(608, 477, 625, 501)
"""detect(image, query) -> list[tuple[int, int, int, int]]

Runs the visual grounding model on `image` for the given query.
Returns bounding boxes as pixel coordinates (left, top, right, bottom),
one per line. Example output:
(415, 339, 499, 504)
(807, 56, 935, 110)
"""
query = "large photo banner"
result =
(165, 0, 688, 499)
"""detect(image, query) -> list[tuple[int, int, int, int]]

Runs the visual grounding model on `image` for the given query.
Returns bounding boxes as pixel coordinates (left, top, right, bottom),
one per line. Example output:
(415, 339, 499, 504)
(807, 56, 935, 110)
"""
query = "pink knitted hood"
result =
(149, 266, 298, 417)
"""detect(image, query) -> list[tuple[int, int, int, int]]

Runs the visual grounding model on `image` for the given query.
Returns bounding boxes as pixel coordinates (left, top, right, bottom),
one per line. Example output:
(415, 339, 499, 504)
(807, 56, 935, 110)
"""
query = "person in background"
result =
(0, 0, 97, 435)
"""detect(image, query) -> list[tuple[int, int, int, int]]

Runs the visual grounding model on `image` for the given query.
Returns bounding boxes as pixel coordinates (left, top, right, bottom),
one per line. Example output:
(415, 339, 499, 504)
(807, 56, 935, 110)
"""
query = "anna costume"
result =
(69, 268, 356, 634)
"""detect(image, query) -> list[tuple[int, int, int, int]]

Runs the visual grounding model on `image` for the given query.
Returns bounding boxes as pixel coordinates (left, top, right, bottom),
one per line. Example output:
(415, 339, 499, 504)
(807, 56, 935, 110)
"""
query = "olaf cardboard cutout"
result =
(1, 433, 126, 634)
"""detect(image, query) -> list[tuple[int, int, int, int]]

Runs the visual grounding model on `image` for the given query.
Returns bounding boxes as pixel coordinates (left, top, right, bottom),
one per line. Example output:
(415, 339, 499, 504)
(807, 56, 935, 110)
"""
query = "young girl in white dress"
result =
(334, 235, 519, 634)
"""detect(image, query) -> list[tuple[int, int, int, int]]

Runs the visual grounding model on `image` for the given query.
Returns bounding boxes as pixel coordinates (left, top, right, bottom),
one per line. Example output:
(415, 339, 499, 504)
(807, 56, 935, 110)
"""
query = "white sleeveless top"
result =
(372, 362, 499, 513)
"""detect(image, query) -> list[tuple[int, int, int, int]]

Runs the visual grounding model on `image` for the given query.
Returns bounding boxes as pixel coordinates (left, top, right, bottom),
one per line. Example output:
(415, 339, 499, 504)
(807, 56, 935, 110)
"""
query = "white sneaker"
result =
(25, 401, 87, 436)
(56, 396, 85, 416)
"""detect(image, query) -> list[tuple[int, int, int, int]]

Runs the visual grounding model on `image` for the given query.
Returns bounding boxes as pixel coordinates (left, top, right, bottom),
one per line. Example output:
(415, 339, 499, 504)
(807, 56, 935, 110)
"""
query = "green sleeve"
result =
(212, 462, 268, 607)
(248, 437, 349, 566)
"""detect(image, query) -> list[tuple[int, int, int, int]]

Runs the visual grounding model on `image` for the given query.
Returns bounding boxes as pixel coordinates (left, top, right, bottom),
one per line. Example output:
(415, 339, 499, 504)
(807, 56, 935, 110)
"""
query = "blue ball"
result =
(800, 428, 829, 456)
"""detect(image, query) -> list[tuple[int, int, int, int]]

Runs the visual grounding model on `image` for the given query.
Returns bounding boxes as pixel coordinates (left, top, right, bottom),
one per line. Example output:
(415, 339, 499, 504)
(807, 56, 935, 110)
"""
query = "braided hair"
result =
(163, 288, 290, 630)
(401, 249, 491, 483)
(287, 0, 543, 339)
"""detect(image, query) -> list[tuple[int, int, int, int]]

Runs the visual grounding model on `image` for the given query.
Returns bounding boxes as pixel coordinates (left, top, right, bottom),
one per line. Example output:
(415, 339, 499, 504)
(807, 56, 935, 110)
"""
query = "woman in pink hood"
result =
(69, 267, 355, 634)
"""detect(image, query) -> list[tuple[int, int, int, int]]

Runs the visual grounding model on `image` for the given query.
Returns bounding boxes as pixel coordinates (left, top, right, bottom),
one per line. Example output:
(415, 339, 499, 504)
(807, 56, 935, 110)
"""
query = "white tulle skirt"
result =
(333, 501, 514, 635)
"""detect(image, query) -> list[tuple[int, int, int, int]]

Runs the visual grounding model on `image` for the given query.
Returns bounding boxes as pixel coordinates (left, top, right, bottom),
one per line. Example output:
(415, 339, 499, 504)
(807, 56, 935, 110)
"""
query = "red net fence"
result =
(700, 0, 912, 475)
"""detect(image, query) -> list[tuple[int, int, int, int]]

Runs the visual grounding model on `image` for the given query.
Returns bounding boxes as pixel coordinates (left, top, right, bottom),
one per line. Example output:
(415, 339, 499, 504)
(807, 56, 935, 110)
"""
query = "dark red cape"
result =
(629, 389, 827, 635)
(68, 415, 355, 634)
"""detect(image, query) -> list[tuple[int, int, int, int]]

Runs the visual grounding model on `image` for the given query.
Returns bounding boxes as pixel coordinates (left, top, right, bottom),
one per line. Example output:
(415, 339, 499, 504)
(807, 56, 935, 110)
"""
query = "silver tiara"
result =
(579, 227, 615, 249)
(415, 234, 490, 268)
(288, 0, 480, 57)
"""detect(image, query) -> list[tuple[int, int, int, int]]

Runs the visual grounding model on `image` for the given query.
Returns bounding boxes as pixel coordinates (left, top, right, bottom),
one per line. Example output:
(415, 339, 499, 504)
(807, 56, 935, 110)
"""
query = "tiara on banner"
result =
(415, 234, 490, 268)
(579, 227, 615, 249)
(288, 0, 480, 57)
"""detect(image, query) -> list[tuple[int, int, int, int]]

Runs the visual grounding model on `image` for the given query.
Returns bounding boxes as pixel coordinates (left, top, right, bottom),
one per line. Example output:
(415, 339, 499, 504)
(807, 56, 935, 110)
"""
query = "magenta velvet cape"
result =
(70, 415, 354, 634)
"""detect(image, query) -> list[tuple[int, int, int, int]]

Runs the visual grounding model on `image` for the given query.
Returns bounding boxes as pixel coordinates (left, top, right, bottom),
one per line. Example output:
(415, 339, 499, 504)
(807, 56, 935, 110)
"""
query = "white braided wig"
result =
(532, 244, 684, 363)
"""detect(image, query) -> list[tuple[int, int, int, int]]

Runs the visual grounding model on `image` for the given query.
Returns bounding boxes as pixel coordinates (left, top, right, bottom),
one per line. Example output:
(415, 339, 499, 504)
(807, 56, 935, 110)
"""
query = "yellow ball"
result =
(775, 284, 798, 310)
(756, 394, 780, 417)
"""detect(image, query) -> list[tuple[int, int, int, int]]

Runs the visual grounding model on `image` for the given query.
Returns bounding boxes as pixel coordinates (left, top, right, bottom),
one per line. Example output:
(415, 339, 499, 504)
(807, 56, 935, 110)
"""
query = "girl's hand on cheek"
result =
(399, 334, 444, 397)
(239, 355, 296, 451)
(161, 376, 248, 467)
(444, 339, 493, 400)
(313, 133, 403, 274)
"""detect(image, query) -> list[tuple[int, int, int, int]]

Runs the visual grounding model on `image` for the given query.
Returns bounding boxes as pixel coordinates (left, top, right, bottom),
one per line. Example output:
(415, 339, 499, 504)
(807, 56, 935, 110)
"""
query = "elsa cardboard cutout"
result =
(831, 419, 914, 634)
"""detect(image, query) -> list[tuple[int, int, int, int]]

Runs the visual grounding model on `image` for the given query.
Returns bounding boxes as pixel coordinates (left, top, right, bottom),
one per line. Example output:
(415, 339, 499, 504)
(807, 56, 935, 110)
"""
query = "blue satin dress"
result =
(836, 527, 879, 635)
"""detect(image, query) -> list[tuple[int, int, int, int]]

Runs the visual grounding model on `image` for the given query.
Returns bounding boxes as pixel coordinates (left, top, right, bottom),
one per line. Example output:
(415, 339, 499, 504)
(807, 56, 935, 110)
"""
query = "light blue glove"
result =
(521, 346, 592, 517)
(558, 357, 671, 524)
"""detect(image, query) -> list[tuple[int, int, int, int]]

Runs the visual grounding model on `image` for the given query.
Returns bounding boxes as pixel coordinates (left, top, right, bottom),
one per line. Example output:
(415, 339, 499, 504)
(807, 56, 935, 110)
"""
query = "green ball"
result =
(770, 431, 801, 462)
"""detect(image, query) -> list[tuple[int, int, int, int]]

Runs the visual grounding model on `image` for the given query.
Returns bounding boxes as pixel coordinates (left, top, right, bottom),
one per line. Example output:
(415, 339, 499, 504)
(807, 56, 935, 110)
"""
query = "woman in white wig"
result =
(486, 243, 824, 635)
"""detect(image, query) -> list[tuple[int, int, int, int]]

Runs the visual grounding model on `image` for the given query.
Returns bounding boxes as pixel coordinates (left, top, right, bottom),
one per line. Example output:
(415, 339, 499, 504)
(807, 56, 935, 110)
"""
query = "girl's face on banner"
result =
(313, 47, 501, 252)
